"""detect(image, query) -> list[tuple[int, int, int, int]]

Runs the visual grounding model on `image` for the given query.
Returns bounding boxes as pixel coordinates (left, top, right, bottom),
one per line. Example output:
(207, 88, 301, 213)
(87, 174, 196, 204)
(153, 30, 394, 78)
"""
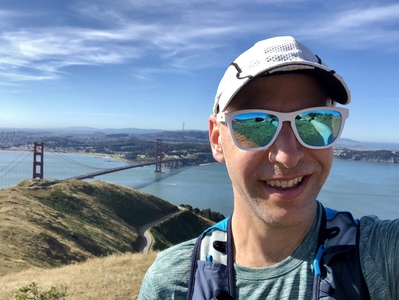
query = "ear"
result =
(209, 115, 225, 163)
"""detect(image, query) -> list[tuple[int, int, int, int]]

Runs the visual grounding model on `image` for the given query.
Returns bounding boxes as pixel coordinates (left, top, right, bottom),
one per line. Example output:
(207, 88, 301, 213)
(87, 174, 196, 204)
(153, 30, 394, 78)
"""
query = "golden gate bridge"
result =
(0, 139, 181, 189)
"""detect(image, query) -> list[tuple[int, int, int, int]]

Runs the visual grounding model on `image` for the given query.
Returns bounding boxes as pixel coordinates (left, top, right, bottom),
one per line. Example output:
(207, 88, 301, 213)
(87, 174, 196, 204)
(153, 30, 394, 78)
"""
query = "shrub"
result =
(12, 282, 67, 300)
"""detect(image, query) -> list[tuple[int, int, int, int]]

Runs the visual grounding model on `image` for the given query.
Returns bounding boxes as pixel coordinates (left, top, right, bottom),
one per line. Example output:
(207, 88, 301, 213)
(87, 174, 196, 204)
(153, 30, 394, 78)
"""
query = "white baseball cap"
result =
(213, 36, 350, 114)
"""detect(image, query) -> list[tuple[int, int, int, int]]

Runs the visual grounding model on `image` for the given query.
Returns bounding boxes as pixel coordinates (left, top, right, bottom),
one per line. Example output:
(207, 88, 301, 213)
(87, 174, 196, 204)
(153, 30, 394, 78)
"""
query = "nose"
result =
(268, 122, 304, 168)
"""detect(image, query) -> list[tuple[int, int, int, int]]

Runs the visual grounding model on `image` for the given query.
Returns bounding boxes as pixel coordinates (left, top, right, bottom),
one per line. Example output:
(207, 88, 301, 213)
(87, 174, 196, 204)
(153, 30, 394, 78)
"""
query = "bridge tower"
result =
(33, 142, 44, 180)
(155, 139, 163, 173)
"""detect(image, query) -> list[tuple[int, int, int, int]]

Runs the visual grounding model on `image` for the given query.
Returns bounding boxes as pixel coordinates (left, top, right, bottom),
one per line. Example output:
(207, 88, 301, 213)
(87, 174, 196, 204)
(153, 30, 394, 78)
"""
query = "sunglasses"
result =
(217, 107, 349, 150)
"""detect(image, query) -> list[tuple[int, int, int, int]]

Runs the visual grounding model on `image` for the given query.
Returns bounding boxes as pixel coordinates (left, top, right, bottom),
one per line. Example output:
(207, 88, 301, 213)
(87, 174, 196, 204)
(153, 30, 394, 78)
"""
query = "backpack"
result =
(187, 205, 370, 299)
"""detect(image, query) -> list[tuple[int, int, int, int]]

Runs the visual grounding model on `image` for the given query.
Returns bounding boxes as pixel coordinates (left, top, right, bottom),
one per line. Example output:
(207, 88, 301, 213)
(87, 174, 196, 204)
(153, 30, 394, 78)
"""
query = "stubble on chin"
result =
(249, 197, 317, 230)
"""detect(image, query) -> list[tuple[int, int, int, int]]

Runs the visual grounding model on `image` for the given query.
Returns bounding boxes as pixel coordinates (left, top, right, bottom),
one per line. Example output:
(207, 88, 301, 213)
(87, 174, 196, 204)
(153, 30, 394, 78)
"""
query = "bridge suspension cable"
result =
(0, 139, 179, 189)
(47, 150, 106, 170)
(44, 151, 119, 181)
(0, 150, 32, 187)
(0, 149, 113, 189)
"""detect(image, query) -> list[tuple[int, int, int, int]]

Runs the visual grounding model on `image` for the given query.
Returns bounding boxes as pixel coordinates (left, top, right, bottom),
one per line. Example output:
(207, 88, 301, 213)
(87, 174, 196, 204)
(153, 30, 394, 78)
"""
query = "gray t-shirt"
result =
(139, 207, 399, 299)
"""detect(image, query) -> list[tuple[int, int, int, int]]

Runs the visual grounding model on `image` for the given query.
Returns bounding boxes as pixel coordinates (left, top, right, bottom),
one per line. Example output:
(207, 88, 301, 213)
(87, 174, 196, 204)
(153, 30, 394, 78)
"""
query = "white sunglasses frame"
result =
(216, 106, 349, 150)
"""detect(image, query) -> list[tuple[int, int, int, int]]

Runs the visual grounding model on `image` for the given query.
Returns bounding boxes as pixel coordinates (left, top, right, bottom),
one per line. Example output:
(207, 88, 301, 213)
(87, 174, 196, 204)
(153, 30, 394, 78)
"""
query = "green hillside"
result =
(150, 210, 212, 250)
(0, 179, 211, 277)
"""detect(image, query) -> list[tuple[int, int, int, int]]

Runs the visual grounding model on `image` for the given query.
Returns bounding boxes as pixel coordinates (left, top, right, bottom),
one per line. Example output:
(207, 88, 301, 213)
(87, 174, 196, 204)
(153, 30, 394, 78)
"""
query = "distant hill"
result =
(336, 138, 367, 150)
(0, 126, 182, 135)
(334, 149, 399, 163)
(0, 179, 213, 276)
(336, 138, 399, 151)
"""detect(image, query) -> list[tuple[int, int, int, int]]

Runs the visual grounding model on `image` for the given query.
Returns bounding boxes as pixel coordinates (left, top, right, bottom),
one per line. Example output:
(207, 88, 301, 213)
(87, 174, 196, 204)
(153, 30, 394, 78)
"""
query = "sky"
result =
(0, 0, 398, 143)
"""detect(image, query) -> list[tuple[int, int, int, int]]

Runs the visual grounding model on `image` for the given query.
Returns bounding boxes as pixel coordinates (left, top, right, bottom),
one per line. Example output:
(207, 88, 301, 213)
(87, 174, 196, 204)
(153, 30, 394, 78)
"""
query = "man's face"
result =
(209, 74, 334, 228)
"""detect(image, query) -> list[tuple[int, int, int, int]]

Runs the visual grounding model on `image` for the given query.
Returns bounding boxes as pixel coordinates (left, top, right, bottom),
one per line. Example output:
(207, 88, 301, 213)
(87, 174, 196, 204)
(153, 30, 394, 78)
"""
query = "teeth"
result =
(266, 176, 303, 188)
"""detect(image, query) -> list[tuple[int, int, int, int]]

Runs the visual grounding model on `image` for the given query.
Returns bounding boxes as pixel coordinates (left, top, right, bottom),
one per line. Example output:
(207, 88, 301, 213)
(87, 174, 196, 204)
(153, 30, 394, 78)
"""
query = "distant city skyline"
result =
(0, 1, 398, 143)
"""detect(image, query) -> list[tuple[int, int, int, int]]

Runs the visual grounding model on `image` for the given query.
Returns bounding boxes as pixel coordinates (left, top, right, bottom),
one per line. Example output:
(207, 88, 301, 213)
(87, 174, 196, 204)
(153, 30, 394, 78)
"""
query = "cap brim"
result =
(265, 66, 350, 105)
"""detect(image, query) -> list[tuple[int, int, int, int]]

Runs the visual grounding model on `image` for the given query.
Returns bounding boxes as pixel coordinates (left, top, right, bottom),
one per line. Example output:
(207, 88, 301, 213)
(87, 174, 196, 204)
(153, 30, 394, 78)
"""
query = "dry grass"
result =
(0, 252, 157, 300)
(0, 179, 178, 276)
(0, 180, 211, 299)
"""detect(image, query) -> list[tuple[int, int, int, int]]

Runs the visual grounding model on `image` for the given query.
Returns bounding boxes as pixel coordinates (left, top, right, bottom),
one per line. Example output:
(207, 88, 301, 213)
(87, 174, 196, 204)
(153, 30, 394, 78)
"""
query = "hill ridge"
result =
(0, 179, 211, 277)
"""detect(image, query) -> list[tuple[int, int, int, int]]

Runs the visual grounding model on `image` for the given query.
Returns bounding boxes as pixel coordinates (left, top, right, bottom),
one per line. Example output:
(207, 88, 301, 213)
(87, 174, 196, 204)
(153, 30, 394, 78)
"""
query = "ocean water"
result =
(1, 151, 398, 220)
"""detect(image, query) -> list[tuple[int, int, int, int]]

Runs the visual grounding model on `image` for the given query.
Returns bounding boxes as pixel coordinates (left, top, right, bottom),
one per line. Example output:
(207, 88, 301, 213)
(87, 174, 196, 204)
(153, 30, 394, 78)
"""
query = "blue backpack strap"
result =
(187, 234, 203, 299)
(187, 216, 235, 300)
(313, 204, 370, 300)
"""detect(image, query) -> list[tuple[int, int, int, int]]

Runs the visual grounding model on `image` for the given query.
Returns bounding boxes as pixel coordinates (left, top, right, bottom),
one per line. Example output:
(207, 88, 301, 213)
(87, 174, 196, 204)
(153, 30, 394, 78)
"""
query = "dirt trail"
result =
(138, 209, 182, 253)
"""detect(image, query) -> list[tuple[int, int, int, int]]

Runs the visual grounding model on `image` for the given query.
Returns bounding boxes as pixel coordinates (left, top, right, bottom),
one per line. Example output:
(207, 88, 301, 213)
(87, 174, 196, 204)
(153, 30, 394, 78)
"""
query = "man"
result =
(139, 36, 398, 299)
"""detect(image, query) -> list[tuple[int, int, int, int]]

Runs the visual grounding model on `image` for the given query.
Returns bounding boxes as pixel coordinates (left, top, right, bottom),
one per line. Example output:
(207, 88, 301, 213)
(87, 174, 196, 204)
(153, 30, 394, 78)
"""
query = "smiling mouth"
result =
(266, 176, 304, 189)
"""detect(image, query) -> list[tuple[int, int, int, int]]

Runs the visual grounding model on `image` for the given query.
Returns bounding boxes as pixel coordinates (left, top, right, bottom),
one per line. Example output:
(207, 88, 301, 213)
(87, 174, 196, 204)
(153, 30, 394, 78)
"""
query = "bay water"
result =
(1, 151, 398, 220)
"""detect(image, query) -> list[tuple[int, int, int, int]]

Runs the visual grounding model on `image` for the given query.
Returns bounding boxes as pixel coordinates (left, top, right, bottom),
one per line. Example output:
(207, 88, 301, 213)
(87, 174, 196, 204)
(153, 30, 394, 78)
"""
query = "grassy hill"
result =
(0, 252, 158, 299)
(150, 210, 213, 250)
(0, 179, 213, 283)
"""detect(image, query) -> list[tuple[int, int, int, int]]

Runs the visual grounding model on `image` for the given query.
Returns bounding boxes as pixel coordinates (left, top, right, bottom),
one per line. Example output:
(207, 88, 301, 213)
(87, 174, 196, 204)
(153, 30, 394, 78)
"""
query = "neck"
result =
(231, 205, 317, 267)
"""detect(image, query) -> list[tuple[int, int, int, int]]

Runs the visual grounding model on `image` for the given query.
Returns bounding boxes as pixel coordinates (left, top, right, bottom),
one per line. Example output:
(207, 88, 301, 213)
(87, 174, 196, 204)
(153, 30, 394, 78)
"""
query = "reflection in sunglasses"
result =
(307, 118, 332, 146)
(219, 107, 349, 150)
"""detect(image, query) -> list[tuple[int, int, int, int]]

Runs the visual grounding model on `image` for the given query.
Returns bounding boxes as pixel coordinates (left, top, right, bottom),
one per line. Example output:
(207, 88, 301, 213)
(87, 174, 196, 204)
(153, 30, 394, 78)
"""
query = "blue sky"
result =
(0, 0, 398, 143)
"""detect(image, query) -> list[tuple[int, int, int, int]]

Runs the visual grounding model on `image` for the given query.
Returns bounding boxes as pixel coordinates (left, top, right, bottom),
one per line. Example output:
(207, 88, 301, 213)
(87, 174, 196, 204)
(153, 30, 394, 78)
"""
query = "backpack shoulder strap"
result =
(313, 205, 370, 300)
(187, 217, 234, 300)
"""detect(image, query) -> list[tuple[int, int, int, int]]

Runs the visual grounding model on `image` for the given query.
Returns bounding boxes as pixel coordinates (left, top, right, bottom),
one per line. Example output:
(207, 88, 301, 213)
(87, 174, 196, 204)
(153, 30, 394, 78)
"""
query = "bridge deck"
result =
(67, 159, 179, 180)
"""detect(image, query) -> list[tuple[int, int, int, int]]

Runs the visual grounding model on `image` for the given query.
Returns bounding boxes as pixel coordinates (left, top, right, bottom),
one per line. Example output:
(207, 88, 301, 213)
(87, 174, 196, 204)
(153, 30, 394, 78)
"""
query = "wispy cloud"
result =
(0, 0, 397, 85)
(297, 3, 399, 49)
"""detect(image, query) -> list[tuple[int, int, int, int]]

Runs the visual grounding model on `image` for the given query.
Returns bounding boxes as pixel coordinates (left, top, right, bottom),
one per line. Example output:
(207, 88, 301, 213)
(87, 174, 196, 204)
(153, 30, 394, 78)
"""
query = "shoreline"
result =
(0, 149, 128, 163)
(2, 148, 398, 165)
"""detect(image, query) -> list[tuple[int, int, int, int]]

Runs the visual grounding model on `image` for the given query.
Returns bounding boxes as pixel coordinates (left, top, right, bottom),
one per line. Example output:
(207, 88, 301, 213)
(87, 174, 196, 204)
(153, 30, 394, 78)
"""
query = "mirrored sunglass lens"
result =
(295, 110, 342, 147)
(231, 112, 279, 148)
